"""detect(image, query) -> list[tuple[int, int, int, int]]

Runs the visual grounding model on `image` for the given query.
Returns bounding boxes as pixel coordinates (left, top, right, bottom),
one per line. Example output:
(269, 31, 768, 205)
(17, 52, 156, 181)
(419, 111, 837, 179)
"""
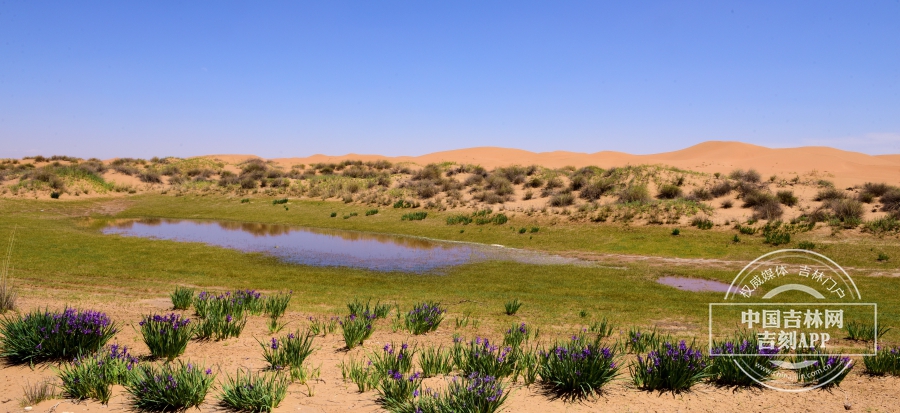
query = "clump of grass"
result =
(451, 337, 517, 378)
(446, 215, 473, 225)
(139, 313, 194, 361)
(57, 344, 137, 404)
(863, 216, 900, 235)
(272, 198, 288, 205)
(671, 228, 680, 236)
(264, 291, 292, 319)
(219, 369, 288, 413)
(195, 309, 247, 341)
(797, 240, 816, 250)
(502, 322, 534, 348)
(341, 313, 375, 349)
(845, 321, 890, 341)
(720, 199, 733, 209)
(21, 379, 58, 407)
(708, 333, 780, 386)
(538, 332, 620, 398)
(631, 340, 709, 392)
(419, 347, 453, 377)
(878, 252, 890, 262)
(588, 318, 615, 339)
(376, 370, 422, 411)
(170, 286, 194, 310)
(625, 327, 662, 354)
(401, 212, 428, 221)
(690, 217, 713, 230)
(504, 298, 522, 315)
(371, 342, 416, 377)
(330, 212, 337, 217)
(405, 302, 445, 335)
(762, 221, 791, 245)
(549, 191, 575, 207)
(194, 290, 264, 318)
(792, 349, 853, 388)
(618, 184, 650, 203)
(126, 360, 216, 411)
(0, 307, 117, 364)
(863, 347, 900, 376)
(416, 373, 509, 413)
(259, 330, 315, 381)
(340, 356, 379, 392)
(365, 209, 379, 216)
(308, 316, 339, 336)
(814, 187, 846, 201)
(656, 184, 682, 199)
(776, 190, 798, 206)
(0, 228, 18, 313)
(348, 298, 392, 319)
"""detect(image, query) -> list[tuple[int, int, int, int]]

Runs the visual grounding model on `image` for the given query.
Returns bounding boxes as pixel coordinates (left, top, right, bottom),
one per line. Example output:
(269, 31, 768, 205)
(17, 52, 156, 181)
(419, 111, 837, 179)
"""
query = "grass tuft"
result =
(219, 369, 288, 412)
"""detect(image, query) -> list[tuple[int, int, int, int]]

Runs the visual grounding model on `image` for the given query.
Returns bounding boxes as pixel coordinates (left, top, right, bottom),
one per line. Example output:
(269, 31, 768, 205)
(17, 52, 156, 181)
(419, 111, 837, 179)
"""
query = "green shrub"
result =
(365, 209, 379, 216)
(671, 228, 680, 236)
(797, 241, 816, 250)
(656, 184, 682, 199)
(690, 217, 713, 230)
(776, 190, 798, 207)
(126, 360, 216, 411)
(549, 192, 575, 207)
(446, 215, 472, 225)
(814, 187, 846, 201)
(50, 191, 61, 199)
(878, 252, 890, 262)
(863, 216, 900, 235)
(618, 185, 650, 203)
(762, 221, 791, 245)
(401, 212, 428, 221)
(272, 198, 288, 205)
(0, 307, 117, 364)
(330, 212, 337, 217)
(219, 369, 288, 412)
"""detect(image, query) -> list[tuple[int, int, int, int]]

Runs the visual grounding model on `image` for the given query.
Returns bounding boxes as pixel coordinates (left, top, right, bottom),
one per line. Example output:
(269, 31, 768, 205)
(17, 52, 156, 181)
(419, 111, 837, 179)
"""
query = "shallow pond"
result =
(657, 276, 736, 293)
(102, 219, 581, 272)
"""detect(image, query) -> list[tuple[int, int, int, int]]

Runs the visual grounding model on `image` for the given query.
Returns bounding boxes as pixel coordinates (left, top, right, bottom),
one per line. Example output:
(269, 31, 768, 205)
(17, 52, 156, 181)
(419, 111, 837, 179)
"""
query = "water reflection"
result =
(657, 276, 737, 293)
(104, 219, 538, 272)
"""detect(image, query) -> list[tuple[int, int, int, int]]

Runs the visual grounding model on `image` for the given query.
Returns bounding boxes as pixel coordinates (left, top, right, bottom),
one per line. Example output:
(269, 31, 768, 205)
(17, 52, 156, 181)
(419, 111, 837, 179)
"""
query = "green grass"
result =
(0, 195, 899, 340)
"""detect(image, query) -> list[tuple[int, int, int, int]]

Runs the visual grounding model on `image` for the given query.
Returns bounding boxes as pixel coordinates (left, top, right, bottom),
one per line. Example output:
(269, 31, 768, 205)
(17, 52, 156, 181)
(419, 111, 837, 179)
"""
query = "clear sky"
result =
(2, 1, 898, 159)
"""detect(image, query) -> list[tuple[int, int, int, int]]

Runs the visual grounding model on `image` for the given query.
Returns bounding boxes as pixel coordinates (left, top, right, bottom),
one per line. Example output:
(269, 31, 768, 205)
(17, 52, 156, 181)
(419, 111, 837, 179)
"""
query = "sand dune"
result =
(206, 141, 900, 187)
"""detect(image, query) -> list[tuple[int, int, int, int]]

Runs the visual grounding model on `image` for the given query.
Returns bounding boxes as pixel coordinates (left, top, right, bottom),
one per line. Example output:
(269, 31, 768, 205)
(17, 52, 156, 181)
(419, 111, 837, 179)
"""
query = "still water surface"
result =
(102, 218, 580, 272)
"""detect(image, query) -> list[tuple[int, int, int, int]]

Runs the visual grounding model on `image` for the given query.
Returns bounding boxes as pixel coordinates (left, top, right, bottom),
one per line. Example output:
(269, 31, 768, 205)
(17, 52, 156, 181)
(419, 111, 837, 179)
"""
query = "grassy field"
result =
(1, 194, 899, 341)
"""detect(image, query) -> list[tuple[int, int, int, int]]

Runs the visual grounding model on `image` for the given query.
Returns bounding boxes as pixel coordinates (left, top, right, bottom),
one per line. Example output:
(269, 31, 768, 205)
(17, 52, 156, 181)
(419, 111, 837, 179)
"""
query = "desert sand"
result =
(232, 141, 900, 188)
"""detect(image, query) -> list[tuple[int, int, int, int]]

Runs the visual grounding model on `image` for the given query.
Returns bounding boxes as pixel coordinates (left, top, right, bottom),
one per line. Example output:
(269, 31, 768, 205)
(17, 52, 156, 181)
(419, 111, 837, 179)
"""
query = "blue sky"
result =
(1, 1, 898, 158)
